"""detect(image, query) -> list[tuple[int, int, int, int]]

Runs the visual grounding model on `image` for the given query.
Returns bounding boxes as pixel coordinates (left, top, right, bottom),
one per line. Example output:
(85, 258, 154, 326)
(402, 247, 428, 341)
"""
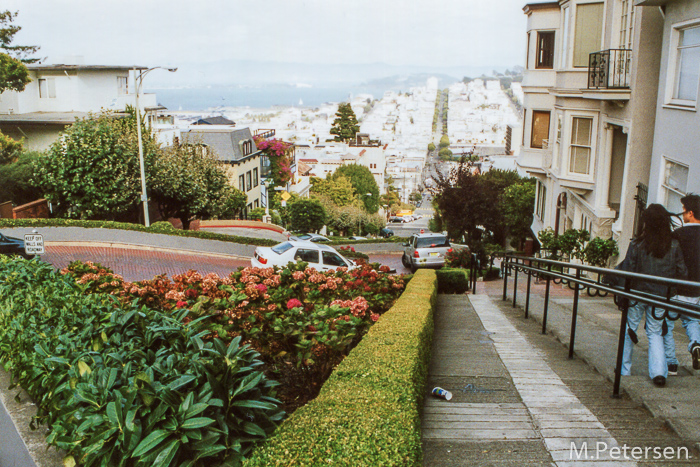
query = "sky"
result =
(6, 0, 528, 86)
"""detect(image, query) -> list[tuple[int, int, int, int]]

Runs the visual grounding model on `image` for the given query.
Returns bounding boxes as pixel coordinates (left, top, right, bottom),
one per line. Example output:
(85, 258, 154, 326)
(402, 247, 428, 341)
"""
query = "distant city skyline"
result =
(6, 0, 527, 87)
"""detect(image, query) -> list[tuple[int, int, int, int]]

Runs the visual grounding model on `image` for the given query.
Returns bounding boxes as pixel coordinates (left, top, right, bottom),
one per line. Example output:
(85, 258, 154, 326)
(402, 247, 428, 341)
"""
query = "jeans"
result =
(621, 301, 667, 379)
(667, 295, 700, 354)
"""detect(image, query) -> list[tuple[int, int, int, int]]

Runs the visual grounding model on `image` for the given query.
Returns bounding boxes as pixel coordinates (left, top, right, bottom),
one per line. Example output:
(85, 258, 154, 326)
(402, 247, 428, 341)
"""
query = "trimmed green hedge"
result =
(436, 268, 470, 294)
(243, 269, 437, 467)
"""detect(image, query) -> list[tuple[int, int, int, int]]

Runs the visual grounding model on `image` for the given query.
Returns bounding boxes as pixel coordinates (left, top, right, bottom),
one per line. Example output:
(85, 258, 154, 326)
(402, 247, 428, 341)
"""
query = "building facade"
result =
(0, 64, 161, 151)
(519, 0, 664, 256)
(637, 0, 700, 211)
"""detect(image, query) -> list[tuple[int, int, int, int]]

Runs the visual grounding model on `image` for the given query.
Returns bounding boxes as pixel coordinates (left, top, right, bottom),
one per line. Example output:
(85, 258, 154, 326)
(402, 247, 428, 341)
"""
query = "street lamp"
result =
(133, 66, 177, 227)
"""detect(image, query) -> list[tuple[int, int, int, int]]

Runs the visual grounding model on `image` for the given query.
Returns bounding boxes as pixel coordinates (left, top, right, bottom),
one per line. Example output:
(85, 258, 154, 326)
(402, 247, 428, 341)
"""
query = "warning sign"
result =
(24, 233, 45, 255)
(281, 191, 291, 201)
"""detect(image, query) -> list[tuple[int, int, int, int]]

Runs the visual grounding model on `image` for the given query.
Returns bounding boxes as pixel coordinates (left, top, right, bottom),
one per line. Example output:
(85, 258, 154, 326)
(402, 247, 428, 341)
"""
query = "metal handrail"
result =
(501, 253, 700, 397)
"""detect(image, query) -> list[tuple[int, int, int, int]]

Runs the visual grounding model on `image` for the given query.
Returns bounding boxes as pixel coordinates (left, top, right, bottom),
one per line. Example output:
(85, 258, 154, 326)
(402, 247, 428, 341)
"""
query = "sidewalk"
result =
(422, 291, 700, 466)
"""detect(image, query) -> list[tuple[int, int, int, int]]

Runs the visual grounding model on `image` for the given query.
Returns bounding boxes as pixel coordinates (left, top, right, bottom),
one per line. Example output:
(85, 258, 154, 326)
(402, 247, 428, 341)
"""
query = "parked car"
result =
(0, 232, 33, 259)
(348, 236, 367, 241)
(401, 233, 452, 273)
(289, 233, 330, 243)
(379, 228, 394, 238)
(251, 240, 355, 271)
(388, 216, 405, 223)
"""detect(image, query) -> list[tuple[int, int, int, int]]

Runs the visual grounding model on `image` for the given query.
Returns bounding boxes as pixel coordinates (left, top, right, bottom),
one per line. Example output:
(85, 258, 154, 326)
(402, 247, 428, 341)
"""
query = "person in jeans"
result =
(664, 194, 700, 374)
(618, 204, 687, 387)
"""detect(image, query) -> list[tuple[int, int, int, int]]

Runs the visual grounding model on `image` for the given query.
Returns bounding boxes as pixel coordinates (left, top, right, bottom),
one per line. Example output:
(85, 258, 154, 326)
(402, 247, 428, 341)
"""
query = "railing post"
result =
(568, 268, 581, 359)
(525, 259, 532, 319)
(512, 258, 519, 308)
(472, 256, 478, 294)
(613, 279, 631, 398)
(502, 254, 509, 301)
(543, 263, 551, 334)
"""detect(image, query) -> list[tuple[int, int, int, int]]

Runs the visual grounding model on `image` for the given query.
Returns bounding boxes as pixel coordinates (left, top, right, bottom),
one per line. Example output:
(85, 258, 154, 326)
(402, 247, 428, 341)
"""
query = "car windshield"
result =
(271, 242, 294, 254)
(416, 236, 449, 248)
(0, 233, 8, 242)
(296, 234, 312, 240)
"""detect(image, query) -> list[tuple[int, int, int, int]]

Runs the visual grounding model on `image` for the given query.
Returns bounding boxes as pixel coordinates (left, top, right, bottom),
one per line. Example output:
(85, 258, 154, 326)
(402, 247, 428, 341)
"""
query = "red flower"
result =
(256, 284, 267, 293)
(185, 289, 198, 298)
(307, 325, 317, 332)
(287, 298, 303, 309)
(176, 300, 188, 308)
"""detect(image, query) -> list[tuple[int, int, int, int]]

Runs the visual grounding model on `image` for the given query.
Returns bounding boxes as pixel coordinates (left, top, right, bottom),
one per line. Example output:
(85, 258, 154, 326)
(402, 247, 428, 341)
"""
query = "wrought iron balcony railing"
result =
(588, 49, 632, 90)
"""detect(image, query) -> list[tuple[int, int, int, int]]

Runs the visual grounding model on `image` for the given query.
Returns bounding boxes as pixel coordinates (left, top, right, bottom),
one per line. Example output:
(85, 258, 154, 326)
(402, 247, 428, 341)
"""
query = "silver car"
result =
(401, 233, 452, 273)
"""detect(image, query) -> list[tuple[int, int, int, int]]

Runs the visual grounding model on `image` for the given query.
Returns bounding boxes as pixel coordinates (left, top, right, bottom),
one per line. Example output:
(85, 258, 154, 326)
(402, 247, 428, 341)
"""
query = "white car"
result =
(251, 240, 355, 271)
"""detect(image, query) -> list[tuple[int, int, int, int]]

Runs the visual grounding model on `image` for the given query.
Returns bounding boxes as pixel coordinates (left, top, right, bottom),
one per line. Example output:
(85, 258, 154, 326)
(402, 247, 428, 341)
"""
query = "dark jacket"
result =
(618, 238, 687, 296)
(673, 225, 700, 297)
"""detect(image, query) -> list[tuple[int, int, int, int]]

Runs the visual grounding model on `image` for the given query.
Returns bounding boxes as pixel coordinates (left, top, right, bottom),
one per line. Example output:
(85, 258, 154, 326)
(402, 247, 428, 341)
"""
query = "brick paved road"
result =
(40, 246, 411, 281)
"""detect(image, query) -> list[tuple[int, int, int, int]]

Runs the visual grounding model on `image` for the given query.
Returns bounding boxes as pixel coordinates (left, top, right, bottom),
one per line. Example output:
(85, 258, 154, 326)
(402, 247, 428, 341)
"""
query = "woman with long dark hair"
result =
(618, 204, 687, 386)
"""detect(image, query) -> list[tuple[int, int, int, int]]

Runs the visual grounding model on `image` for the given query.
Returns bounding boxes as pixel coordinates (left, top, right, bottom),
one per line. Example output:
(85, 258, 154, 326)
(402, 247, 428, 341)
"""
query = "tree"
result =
(33, 112, 160, 222)
(289, 198, 326, 233)
(150, 143, 247, 229)
(331, 164, 379, 213)
(499, 180, 535, 248)
(0, 150, 40, 205)
(310, 174, 356, 207)
(0, 10, 40, 94)
(329, 103, 360, 143)
(427, 142, 436, 152)
(439, 135, 450, 148)
(380, 176, 401, 212)
(0, 130, 23, 164)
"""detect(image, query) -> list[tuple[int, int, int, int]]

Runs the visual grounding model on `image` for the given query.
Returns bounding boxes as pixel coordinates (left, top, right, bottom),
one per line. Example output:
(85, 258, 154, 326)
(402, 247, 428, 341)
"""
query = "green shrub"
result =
(583, 237, 619, 267)
(482, 266, 501, 281)
(249, 207, 266, 221)
(243, 270, 437, 467)
(445, 247, 472, 268)
(0, 257, 284, 467)
(436, 268, 469, 293)
(0, 218, 280, 246)
(149, 220, 176, 230)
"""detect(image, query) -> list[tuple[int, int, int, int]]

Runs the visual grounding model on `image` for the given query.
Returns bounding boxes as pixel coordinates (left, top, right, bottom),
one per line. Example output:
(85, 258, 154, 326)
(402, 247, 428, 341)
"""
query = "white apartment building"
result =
(636, 0, 700, 212)
(0, 63, 166, 151)
(518, 0, 664, 255)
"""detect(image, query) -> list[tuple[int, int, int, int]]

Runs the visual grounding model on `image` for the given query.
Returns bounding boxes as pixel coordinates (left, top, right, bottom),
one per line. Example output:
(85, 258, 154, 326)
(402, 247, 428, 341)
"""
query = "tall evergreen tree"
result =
(0, 10, 40, 94)
(330, 103, 360, 143)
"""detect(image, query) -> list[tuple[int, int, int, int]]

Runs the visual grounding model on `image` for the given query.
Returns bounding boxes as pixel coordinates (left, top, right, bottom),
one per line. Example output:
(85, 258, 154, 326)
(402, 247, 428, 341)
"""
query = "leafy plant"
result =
(583, 237, 619, 267)
(0, 257, 284, 467)
(445, 247, 472, 268)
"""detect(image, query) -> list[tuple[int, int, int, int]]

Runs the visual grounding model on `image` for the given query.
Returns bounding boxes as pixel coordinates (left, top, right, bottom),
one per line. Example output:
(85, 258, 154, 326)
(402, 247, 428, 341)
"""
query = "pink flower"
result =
(287, 298, 303, 310)
(370, 313, 380, 322)
(256, 283, 267, 293)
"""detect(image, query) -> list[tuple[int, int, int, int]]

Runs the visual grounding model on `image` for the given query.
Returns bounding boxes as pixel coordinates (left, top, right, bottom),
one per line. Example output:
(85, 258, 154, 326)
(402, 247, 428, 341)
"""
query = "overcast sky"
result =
(6, 0, 527, 85)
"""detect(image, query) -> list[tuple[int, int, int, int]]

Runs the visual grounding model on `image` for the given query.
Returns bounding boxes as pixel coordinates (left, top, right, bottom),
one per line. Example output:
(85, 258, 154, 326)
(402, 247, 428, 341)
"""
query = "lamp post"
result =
(133, 66, 177, 227)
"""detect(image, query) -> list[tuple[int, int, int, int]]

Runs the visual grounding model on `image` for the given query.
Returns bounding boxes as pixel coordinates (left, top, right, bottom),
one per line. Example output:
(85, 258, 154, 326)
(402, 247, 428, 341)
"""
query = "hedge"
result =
(436, 268, 470, 294)
(243, 269, 437, 467)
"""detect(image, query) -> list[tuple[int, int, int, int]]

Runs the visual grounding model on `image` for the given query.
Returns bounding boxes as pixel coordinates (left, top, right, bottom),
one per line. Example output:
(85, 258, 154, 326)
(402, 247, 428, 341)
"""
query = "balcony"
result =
(588, 49, 631, 90)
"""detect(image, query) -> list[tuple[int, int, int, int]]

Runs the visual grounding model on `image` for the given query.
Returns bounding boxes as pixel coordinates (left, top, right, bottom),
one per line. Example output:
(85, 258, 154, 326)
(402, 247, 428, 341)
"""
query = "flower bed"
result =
(0, 257, 283, 467)
(243, 269, 438, 466)
(62, 260, 407, 411)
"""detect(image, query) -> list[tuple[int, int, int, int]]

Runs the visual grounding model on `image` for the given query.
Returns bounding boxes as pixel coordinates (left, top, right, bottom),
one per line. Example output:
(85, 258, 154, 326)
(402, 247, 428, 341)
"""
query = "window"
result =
(536, 182, 547, 220)
(522, 109, 528, 146)
(661, 158, 689, 213)
(295, 248, 319, 264)
(619, 0, 635, 50)
(322, 251, 347, 267)
(246, 171, 252, 191)
(239, 175, 245, 191)
(673, 25, 700, 102)
(242, 140, 253, 156)
(117, 76, 128, 95)
(530, 111, 551, 149)
(38, 78, 56, 98)
(561, 7, 570, 67)
(569, 117, 593, 174)
(254, 199, 259, 208)
(573, 3, 604, 67)
(253, 168, 259, 187)
(536, 31, 555, 69)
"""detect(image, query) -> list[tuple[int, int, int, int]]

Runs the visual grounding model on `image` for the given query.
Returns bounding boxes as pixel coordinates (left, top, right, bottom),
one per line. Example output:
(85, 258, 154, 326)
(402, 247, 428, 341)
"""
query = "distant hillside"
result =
(147, 59, 512, 88)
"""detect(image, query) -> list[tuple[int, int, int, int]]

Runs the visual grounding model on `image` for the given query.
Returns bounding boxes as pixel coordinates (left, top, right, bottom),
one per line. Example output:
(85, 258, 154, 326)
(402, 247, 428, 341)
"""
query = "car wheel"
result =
(410, 263, 417, 273)
(402, 254, 410, 268)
